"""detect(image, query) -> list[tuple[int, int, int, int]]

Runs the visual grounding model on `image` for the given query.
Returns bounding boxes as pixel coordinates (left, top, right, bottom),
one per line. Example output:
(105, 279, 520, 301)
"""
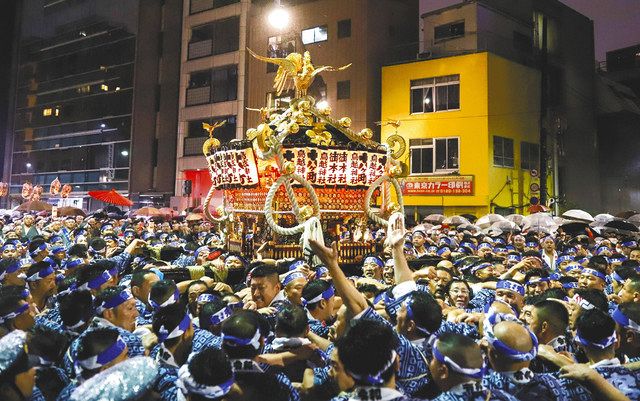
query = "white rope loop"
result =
(364, 174, 404, 227)
(264, 173, 321, 237)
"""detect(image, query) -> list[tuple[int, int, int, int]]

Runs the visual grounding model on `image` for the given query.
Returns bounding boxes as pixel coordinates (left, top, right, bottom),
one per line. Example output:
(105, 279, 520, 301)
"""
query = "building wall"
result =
(381, 52, 544, 217)
(381, 53, 490, 215)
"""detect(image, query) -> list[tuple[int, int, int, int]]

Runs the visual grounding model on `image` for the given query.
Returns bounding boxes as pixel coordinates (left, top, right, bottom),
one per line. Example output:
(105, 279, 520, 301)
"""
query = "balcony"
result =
(188, 39, 213, 60)
(183, 137, 207, 156)
(186, 86, 211, 106)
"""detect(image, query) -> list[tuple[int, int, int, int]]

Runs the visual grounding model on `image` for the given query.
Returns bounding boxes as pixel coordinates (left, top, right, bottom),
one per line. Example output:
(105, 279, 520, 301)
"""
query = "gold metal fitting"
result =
(359, 128, 373, 140)
(338, 117, 352, 128)
(282, 161, 296, 175)
(299, 205, 314, 220)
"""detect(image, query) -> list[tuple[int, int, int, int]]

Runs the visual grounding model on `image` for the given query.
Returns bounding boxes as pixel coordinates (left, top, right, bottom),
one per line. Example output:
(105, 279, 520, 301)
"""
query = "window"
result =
(337, 80, 350, 100)
(188, 17, 240, 59)
(267, 35, 296, 73)
(493, 136, 514, 168)
(190, 0, 239, 14)
(521, 142, 539, 170)
(434, 21, 464, 41)
(186, 65, 237, 106)
(338, 19, 351, 39)
(410, 75, 459, 114)
(513, 31, 532, 52)
(410, 138, 459, 174)
(302, 25, 328, 45)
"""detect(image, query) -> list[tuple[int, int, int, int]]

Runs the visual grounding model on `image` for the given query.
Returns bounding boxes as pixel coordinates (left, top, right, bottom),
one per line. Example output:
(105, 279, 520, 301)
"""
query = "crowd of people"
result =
(0, 209, 640, 401)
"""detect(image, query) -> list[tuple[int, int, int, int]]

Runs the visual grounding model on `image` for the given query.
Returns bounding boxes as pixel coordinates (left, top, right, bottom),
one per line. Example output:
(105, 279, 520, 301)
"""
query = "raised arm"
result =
(386, 213, 414, 285)
(308, 239, 368, 316)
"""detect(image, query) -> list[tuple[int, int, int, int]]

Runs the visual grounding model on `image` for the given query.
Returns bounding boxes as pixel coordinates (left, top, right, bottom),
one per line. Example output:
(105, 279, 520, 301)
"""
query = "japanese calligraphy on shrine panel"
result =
(207, 148, 260, 188)
(402, 176, 474, 196)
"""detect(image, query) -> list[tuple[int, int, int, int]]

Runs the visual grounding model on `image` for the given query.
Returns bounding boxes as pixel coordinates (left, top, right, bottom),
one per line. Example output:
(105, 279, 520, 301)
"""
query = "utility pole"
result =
(538, 15, 549, 208)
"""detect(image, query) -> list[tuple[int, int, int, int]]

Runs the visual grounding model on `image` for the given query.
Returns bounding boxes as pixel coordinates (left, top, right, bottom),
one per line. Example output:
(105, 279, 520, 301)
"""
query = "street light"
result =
(25, 163, 32, 169)
(268, 1, 290, 30)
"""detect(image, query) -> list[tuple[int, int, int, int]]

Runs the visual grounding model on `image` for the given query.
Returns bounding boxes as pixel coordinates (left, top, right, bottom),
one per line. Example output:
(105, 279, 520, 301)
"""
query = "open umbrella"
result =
(134, 207, 161, 217)
(158, 207, 179, 218)
(523, 213, 556, 232)
(16, 200, 53, 212)
(505, 214, 526, 226)
(491, 220, 521, 233)
(442, 215, 470, 226)
(186, 213, 204, 222)
(88, 189, 133, 207)
(423, 214, 445, 224)
(476, 214, 506, 229)
(603, 220, 639, 233)
(615, 210, 639, 219)
(460, 214, 477, 223)
(562, 209, 595, 223)
(57, 206, 86, 217)
(628, 214, 640, 227)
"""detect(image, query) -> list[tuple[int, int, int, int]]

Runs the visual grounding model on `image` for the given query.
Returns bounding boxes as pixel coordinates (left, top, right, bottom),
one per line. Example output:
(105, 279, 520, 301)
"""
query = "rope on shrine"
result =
(364, 174, 404, 227)
(264, 172, 321, 237)
(202, 182, 229, 223)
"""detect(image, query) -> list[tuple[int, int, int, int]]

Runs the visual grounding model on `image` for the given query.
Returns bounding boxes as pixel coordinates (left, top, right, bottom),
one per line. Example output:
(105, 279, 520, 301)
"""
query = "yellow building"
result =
(381, 52, 552, 218)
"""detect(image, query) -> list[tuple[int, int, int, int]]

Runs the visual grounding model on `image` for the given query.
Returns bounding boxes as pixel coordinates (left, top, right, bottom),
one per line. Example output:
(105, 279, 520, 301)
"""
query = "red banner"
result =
(402, 176, 474, 196)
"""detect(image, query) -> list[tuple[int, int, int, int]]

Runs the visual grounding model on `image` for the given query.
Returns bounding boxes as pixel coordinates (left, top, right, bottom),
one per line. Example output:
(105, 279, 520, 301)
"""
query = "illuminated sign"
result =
(402, 176, 474, 195)
(207, 148, 260, 188)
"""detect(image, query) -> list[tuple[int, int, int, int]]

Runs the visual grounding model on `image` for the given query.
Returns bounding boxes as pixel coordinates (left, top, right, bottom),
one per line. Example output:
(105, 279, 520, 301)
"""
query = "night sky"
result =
(421, 0, 640, 61)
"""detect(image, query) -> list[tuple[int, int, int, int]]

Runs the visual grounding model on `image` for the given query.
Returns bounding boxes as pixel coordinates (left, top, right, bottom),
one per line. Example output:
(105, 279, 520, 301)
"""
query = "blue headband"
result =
(427, 245, 439, 253)
(315, 266, 329, 279)
(507, 254, 522, 263)
(610, 257, 626, 264)
(562, 281, 578, 289)
(194, 246, 209, 259)
(483, 312, 537, 361)
(97, 289, 133, 314)
(612, 307, 640, 333)
(470, 262, 492, 275)
(65, 258, 84, 270)
(557, 255, 574, 264)
(344, 350, 397, 385)
(564, 247, 577, 254)
(177, 364, 234, 399)
(437, 247, 451, 256)
(0, 303, 29, 324)
(50, 245, 66, 254)
(26, 265, 55, 282)
(496, 280, 525, 296)
(76, 336, 126, 371)
(196, 293, 219, 305)
(363, 256, 384, 268)
(622, 241, 637, 248)
(222, 328, 261, 350)
(576, 330, 616, 350)
(526, 277, 550, 286)
(209, 302, 244, 326)
(306, 286, 335, 305)
(1, 244, 16, 252)
(29, 243, 47, 257)
(595, 246, 611, 255)
(581, 268, 607, 282)
(149, 289, 180, 311)
(478, 243, 493, 251)
(289, 260, 307, 271)
(158, 312, 191, 343)
(0, 260, 22, 280)
(526, 242, 538, 248)
(80, 269, 113, 291)
(611, 271, 625, 284)
(460, 242, 476, 251)
(282, 271, 306, 286)
(404, 297, 432, 337)
(432, 344, 484, 378)
(564, 264, 583, 273)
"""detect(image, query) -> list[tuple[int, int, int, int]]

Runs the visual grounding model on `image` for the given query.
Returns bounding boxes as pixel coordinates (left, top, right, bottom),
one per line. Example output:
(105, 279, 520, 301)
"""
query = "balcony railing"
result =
(186, 86, 211, 106)
(183, 136, 207, 156)
(188, 40, 213, 60)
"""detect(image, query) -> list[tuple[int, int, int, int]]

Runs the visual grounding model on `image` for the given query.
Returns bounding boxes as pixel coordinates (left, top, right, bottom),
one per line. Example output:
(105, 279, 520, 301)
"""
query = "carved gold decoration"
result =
(358, 128, 373, 140)
(299, 205, 314, 221)
(386, 134, 407, 159)
(202, 121, 226, 155)
(246, 107, 280, 123)
(338, 117, 352, 128)
(247, 48, 351, 98)
(282, 161, 295, 175)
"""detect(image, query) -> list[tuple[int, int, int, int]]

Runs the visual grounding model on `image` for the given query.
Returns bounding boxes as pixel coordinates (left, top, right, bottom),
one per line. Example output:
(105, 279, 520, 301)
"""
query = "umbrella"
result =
(442, 215, 471, 226)
(412, 223, 433, 233)
(615, 210, 639, 219)
(628, 214, 640, 227)
(476, 214, 506, 229)
(57, 206, 86, 217)
(460, 213, 477, 223)
(490, 220, 521, 233)
(603, 220, 639, 233)
(562, 209, 594, 223)
(559, 221, 590, 236)
(158, 207, 179, 218)
(593, 213, 616, 224)
(134, 207, 161, 217)
(423, 214, 445, 224)
(186, 213, 204, 222)
(523, 213, 556, 232)
(99, 205, 125, 215)
(16, 200, 53, 212)
(505, 214, 526, 226)
(88, 189, 133, 207)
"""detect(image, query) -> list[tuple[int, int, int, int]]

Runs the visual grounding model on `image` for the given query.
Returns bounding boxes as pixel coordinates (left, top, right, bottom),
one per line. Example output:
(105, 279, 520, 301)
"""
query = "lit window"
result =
(77, 85, 91, 94)
(301, 25, 328, 45)
(101, 84, 109, 91)
(410, 75, 460, 114)
(410, 138, 459, 174)
(54, 108, 60, 116)
(43, 108, 52, 116)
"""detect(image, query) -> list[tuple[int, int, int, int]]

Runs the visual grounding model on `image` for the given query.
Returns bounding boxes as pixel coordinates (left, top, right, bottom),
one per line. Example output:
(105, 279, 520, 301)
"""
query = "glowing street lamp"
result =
(268, 1, 290, 30)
